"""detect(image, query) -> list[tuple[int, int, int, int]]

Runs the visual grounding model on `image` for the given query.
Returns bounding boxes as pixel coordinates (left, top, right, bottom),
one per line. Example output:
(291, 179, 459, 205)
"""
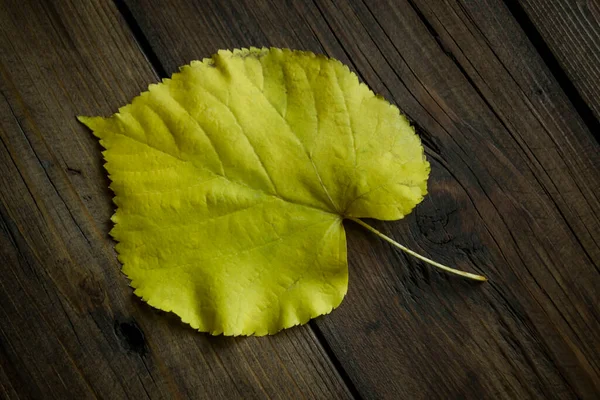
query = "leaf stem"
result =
(349, 217, 487, 282)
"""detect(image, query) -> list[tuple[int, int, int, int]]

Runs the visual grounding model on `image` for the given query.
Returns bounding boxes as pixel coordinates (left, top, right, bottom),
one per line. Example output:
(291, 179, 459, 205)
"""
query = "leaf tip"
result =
(77, 115, 108, 134)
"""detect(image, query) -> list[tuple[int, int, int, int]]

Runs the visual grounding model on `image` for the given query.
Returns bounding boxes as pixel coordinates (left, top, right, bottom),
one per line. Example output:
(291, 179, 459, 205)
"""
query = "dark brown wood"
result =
(2, 0, 599, 398)
(0, 1, 352, 399)
(514, 0, 600, 122)
(120, 0, 600, 398)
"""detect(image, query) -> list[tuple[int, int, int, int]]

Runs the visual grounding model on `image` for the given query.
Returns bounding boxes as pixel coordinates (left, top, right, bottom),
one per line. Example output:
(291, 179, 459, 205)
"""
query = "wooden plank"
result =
(409, 0, 600, 302)
(120, 0, 600, 398)
(513, 0, 600, 122)
(0, 1, 353, 398)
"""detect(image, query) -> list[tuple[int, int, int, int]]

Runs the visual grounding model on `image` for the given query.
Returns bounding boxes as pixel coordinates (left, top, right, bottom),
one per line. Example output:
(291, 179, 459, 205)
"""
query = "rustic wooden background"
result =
(1, 0, 599, 398)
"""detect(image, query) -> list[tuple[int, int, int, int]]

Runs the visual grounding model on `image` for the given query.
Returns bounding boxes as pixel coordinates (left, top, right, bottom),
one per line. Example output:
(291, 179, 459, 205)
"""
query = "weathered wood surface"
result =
(513, 0, 600, 122)
(1, 0, 599, 398)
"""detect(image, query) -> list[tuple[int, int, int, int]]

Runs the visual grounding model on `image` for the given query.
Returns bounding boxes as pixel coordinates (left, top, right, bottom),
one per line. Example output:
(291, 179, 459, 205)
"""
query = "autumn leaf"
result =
(79, 47, 485, 336)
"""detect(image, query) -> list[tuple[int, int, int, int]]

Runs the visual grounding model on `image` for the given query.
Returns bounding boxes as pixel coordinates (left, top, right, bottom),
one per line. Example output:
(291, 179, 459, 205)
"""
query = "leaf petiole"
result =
(349, 217, 487, 282)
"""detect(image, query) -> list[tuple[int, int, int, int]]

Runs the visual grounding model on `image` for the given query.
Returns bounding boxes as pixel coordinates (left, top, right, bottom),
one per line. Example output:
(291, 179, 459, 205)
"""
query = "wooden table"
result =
(1, 0, 598, 398)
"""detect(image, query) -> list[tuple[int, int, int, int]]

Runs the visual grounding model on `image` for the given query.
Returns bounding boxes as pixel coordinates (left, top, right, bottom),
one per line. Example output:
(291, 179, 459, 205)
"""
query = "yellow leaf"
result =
(79, 47, 431, 336)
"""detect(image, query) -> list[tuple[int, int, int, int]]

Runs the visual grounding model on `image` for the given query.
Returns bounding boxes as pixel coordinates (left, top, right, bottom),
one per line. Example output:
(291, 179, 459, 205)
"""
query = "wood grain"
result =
(0, 1, 352, 398)
(513, 0, 600, 122)
(2, 0, 599, 398)
(120, 0, 600, 398)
